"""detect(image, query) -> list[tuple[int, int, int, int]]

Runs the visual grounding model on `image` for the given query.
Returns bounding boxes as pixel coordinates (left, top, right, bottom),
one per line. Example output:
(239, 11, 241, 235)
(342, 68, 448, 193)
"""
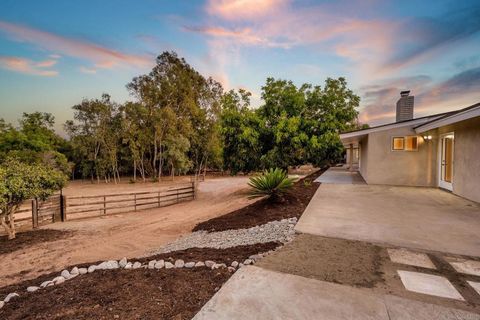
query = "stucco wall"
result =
(364, 126, 437, 186)
(449, 118, 480, 203)
(359, 136, 369, 181)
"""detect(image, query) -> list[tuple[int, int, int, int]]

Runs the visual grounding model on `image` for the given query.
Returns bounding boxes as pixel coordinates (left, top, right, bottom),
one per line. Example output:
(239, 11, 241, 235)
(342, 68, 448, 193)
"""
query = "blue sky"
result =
(1, 0, 479, 131)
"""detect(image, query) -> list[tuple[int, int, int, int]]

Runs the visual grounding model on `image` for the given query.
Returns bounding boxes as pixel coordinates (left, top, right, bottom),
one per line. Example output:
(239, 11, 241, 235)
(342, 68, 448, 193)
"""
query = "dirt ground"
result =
(0, 176, 254, 287)
(0, 243, 279, 320)
(257, 233, 480, 313)
(193, 168, 326, 232)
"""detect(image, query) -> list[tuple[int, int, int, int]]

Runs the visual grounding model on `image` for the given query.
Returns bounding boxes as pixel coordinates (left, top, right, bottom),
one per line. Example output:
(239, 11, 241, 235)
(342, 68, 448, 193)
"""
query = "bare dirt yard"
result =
(0, 176, 253, 287)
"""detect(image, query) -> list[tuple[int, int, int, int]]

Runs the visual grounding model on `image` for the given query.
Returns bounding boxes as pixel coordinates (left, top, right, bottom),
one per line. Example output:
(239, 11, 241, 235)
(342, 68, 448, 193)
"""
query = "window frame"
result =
(391, 135, 418, 152)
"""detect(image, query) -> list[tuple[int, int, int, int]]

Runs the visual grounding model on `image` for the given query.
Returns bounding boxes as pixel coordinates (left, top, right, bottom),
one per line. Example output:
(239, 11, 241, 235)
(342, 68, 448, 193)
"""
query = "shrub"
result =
(248, 168, 295, 201)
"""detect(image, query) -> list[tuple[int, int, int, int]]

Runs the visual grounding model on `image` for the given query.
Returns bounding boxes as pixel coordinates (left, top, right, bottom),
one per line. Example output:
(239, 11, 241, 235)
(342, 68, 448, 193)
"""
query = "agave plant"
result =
(248, 168, 296, 200)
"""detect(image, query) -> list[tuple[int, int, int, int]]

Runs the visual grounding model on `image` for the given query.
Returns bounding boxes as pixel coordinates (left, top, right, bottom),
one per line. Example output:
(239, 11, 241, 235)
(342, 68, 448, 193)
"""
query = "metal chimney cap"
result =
(400, 90, 411, 97)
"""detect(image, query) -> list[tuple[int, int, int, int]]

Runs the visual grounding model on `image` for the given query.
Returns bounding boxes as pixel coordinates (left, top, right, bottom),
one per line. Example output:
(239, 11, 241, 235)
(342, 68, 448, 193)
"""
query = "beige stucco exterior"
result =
(342, 115, 480, 203)
(424, 117, 480, 203)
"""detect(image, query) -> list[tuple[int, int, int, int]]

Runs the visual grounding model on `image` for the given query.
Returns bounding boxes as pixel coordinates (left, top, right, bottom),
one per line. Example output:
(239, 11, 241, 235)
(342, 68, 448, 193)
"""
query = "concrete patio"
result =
(296, 168, 480, 257)
(194, 266, 480, 320)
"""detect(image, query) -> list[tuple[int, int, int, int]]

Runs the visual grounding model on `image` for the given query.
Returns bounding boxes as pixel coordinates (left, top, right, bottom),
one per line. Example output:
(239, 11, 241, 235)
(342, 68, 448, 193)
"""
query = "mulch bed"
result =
(0, 229, 74, 256)
(193, 167, 327, 232)
(0, 242, 280, 320)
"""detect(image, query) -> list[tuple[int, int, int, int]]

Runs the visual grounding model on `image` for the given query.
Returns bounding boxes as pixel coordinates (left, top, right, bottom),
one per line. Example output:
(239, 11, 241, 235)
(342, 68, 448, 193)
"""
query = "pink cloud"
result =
(0, 56, 58, 76)
(0, 20, 151, 70)
(207, 0, 288, 20)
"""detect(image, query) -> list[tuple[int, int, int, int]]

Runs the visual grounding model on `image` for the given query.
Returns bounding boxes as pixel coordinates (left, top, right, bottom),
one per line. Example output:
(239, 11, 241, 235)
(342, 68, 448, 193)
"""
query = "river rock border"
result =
(0, 250, 274, 310)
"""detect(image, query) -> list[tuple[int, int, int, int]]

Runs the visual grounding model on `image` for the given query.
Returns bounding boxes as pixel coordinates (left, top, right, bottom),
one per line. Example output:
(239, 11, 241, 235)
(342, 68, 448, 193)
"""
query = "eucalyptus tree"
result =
(65, 94, 122, 183)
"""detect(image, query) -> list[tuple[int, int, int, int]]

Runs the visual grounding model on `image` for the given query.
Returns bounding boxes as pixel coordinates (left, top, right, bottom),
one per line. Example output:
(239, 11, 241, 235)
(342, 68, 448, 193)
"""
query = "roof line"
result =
(413, 101, 480, 129)
(342, 111, 454, 134)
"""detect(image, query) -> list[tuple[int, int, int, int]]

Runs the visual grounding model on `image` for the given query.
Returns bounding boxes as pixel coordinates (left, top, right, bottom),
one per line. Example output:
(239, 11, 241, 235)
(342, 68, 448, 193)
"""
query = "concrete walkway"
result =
(314, 167, 366, 184)
(193, 266, 480, 320)
(295, 183, 480, 256)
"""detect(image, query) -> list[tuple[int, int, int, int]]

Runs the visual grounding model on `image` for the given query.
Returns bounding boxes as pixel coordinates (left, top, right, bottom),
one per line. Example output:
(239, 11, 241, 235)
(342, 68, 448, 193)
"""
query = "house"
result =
(340, 91, 480, 203)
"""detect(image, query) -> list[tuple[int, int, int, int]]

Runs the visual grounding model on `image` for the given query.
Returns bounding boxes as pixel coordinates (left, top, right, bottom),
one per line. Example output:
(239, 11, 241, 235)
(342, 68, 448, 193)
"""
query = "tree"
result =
(257, 77, 360, 168)
(220, 89, 262, 174)
(0, 158, 66, 239)
(0, 114, 72, 175)
(65, 94, 121, 183)
(126, 51, 224, 180)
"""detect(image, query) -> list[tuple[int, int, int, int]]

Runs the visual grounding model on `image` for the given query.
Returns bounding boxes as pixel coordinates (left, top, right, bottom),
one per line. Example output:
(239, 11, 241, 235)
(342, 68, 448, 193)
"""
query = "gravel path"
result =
(153, 218, 298, 254)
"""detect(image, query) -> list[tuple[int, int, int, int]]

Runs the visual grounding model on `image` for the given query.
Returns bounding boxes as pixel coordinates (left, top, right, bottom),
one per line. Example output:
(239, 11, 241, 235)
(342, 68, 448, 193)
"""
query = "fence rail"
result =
(8, 182, 196, 231)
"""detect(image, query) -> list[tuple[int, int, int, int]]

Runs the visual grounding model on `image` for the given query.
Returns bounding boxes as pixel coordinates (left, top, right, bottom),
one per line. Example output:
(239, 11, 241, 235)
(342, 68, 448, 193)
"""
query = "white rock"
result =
(40, 281, 53, 288)
(27, 286, 39, 293)
(61, 269, 71, 279)
(119, 257, 128, 268)
(78, 268, 88, 275)
(205, 260, 215, 268)
(195, 261, 205, 267)
(70, 267, 79, 275)
(148, 260, 156, 269)
(132, 262, 142, 269)
(88, 265, 97, 273)
(228, 267, 236, 272)
(154, 260, 165, 269)
(96, 262, 108, 270)
(165, 262, 174, 269)
(68, 273, 78, 280)
(231, 261, 239, 268)
(185, 262, 195, 268)
(249, 254, 263, 261)
(212, 263, 226, 270)
(243, 259, 253, 265)
(107, 260, 119, 269)
(175, 259, 185, 268)
(54, 277, 66, 285)
(124, 262, 133, 269)
(4, 292, 19, 302)
(0, 301, 4, 309)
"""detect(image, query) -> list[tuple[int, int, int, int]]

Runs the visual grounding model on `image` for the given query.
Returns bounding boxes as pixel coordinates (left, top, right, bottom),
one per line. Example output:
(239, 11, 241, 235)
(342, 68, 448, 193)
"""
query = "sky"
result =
(0, 0, 479, 132)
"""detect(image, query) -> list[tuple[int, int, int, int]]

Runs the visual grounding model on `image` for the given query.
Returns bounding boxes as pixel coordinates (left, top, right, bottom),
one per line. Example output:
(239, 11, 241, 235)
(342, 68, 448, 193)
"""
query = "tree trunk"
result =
(1, 208, 16, 240)
(133, 159, 137, 182)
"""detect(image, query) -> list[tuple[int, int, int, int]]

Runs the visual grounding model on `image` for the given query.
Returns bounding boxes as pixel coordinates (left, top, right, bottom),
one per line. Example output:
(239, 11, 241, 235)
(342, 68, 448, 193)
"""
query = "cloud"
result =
(359, 68, 480, 125)
(380, 6, 480, 73)
(0, 56, 58, 76)
(79, 66, 97, 74)
(0, 20, 151, 70)
(206, 0, 288, 20)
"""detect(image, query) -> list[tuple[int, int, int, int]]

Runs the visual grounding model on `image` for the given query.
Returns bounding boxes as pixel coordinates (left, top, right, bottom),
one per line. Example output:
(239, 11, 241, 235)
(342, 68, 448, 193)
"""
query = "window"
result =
(392, 136, 418, 151)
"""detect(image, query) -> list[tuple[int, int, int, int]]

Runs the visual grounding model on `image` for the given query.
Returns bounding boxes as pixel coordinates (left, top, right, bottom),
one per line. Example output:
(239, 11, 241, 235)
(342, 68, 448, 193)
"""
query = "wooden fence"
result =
(10, 183, 195, 230)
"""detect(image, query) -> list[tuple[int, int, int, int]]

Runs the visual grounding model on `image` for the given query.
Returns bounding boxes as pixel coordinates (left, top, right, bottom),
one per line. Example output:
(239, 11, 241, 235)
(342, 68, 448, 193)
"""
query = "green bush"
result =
(248, 168, 295, 200)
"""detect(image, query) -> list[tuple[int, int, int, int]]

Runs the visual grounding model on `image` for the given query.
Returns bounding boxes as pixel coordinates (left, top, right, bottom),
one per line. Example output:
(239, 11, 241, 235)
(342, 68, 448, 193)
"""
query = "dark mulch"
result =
(0, 268, 230, 320)
(0, 229, 74, 256)
(0, 242, 281, 320)
(193, 167, 327, 232)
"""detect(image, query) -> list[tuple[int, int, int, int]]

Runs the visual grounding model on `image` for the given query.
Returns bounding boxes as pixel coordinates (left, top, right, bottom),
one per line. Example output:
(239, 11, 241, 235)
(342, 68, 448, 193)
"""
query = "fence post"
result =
(103, 196, 106, 215)
(192, 181, 196, 200)
(60, 195, 67, 222)
(176, 188, 179, 203)
(31, 198, 38, 229)
(134, 194, 137, 211)
(158, 192, 161, 207)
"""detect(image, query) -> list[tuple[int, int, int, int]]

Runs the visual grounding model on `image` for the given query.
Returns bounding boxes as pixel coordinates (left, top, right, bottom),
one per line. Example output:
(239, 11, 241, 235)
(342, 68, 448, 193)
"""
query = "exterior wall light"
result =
(423, 135, 432, 140)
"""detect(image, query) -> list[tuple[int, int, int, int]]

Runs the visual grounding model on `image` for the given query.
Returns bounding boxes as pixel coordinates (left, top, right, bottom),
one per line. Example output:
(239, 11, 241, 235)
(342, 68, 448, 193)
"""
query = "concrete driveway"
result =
(295, 182, 480, 257)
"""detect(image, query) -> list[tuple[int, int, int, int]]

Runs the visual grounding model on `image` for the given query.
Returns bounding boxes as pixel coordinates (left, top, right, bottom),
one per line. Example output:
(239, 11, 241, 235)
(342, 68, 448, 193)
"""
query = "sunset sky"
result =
(1, 0, 479, 131)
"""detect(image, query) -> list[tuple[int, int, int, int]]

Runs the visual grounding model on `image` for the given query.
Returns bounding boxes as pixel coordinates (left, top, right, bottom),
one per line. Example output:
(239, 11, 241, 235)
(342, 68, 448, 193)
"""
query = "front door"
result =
(439, 133, 454, 191)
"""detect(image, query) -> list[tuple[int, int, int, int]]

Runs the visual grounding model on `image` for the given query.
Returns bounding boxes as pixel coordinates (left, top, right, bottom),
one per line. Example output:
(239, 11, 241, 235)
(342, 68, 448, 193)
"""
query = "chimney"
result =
(396, 90, 414, 122)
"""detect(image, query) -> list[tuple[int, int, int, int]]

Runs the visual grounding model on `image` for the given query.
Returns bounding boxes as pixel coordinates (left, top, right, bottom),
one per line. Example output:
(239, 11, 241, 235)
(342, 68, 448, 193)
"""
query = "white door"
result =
(438, 133, 454, 191)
